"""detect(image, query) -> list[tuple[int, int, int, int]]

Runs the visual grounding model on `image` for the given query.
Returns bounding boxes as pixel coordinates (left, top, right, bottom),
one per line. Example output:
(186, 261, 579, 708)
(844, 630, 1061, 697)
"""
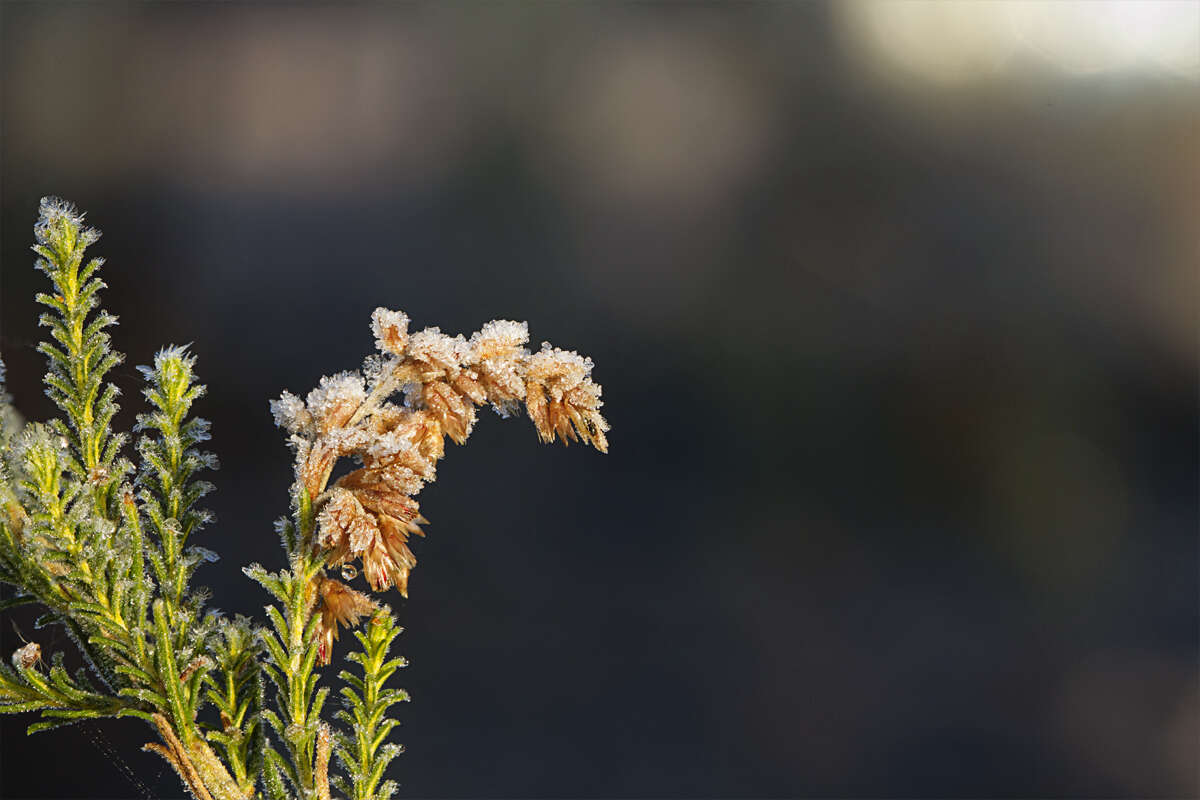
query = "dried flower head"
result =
(306, 373, 367, 436)
(525, 345, 609, 452)
(273, 308, 608, 660)
(314, 576, 378, 664)
(270, 391, 311, 434)
(371, 308, 410, 355)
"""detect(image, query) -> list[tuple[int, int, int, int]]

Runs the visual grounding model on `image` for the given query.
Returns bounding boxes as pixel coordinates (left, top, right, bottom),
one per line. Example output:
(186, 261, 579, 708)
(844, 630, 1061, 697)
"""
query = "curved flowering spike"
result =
(268, 307, 608, 661)
(32, 196, 130, 512)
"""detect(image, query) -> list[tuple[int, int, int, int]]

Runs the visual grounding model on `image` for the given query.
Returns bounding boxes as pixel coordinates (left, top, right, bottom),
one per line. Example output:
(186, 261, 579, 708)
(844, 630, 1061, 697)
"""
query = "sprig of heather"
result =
(0, 200, 243, 800)
(269, 307, 608, 665)
(332, 610, 408, 800)
(257, 303, 607, 796)
(135, 345, 219, 642)
(32, 197, 130, 517)
(203, 616, 267, 797)
(0, 196, 611, 800)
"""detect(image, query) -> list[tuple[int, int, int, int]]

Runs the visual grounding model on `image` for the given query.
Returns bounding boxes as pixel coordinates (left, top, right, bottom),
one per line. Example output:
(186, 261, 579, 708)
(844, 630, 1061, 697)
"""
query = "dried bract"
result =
(315, 576, 378, 664)
(525, 345, 609, 452)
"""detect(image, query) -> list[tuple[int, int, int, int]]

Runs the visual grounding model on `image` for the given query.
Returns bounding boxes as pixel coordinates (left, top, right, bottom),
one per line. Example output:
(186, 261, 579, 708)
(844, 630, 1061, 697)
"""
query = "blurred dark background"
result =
(1, 2, 1196, 798)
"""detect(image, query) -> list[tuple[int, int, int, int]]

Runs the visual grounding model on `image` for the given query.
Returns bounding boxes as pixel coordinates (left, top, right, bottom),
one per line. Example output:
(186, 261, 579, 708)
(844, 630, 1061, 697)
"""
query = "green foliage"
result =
(246, 556, 330, 799)
(333, 611, 408, 800)
(0, 361, 23, 526)
(32, 198, 129, 517)
(136, 346, 219, 655)
(204, 616, 267, 796)
(0, 199, 231, 795)
(0, 197, 408, 799)
(0, 647, 146, 732)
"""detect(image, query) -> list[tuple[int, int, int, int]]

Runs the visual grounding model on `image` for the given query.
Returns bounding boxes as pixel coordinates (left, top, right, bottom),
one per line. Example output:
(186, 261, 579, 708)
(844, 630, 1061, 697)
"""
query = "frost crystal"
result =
(366, 428, 415, 460)
(306, 372, 367, 434)
(270, 391, 311, 433)
(362, 354, 398, 387)
(371, 308, 410, 355)
(307, 373, 366, 414)
(34, 196, 100, 248)
(406, 328, 467, 375)
(527, 344, 594, 396)
(469, 319, 529, 360)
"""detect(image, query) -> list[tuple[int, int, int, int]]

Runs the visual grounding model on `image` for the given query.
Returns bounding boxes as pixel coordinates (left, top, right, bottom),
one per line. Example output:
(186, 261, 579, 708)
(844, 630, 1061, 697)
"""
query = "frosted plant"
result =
(0, 198, 608, 800)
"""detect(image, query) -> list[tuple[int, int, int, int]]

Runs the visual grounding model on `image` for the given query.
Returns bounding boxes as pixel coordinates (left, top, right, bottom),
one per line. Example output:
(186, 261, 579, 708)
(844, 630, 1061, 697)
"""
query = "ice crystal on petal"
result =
(406, 328, 467, 376)
(366, 428, 414, 460)
(526, 344, 594, 394)
(325, 426, 372, 457)
(469, 319, 529, 360)
(271, 391, 311, 433)
(362, 354, 398, 387)
(305, 372, 366, 434)
(371, 308, 410, 356)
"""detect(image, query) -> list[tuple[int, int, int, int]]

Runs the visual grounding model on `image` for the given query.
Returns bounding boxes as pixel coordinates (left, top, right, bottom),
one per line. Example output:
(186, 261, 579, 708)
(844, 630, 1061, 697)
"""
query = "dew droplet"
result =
(341, 563, 358, 581)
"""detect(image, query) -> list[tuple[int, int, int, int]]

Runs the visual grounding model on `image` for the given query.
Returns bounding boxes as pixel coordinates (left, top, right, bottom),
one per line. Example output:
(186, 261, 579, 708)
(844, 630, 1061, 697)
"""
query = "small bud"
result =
(11, 642, 41, 670)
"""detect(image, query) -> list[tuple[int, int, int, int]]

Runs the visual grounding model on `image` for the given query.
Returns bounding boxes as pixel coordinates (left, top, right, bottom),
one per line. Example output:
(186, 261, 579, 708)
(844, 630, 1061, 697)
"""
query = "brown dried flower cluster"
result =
(313, 575, 378, 662)
(272, 308, 607, 662)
